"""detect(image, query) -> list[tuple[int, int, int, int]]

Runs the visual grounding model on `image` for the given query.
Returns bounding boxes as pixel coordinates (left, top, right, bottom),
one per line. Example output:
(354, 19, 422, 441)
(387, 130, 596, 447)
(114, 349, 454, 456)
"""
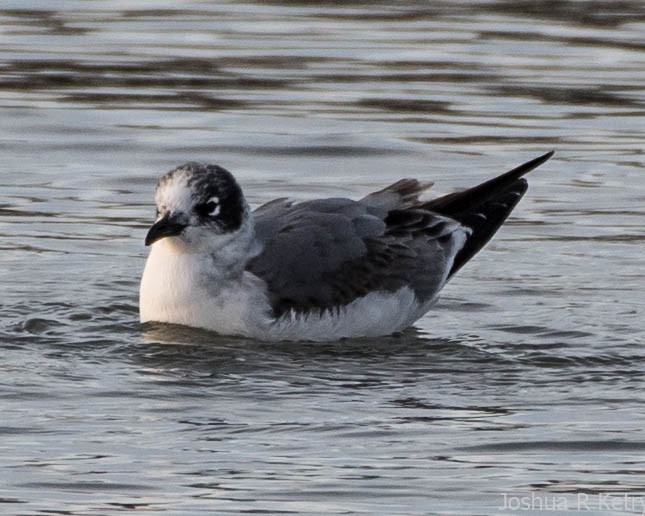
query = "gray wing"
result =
(247, 193, 464, 318)
(247, 152, 554, 318)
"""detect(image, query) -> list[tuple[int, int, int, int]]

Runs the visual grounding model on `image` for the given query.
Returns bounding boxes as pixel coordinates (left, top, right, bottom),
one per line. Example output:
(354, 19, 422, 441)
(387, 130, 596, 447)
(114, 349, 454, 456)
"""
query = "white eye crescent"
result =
(205, 196, 220, 217)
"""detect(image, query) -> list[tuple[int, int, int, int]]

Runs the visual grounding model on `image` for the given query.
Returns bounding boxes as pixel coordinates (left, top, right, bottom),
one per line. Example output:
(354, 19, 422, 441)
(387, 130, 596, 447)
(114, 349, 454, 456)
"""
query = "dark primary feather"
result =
(247, 152, 554, 317)
(421, 151, 553, 216)
(422, 150, 553, 276)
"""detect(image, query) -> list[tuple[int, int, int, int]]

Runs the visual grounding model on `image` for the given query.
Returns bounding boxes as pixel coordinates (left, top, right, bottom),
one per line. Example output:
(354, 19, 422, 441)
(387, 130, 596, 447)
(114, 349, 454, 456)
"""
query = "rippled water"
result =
(1, 1, 644, 514)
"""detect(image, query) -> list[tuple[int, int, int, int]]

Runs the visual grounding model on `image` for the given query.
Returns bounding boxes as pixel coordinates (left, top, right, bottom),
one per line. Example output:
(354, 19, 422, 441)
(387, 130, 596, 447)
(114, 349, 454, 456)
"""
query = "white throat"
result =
(139, 213, 271, 336)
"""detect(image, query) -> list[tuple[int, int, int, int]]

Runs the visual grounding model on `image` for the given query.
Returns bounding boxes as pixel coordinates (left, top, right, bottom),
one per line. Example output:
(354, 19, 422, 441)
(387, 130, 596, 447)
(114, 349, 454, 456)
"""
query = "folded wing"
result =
(248, 197, 465, 318)
(247, 151, 554, 318)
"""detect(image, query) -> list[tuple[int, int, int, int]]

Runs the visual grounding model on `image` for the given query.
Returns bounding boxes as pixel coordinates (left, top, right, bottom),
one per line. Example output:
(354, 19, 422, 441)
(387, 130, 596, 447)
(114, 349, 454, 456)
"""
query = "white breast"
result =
(139, 239, 272, 337)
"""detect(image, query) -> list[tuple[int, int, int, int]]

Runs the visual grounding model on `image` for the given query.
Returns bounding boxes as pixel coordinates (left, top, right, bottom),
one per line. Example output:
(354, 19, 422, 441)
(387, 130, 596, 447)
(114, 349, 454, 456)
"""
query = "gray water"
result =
(1, 1, 644, 515)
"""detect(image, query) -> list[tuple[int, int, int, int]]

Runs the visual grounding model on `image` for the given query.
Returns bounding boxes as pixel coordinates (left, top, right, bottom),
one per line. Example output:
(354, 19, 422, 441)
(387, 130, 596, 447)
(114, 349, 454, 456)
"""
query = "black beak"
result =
(145, 214, 187, 246)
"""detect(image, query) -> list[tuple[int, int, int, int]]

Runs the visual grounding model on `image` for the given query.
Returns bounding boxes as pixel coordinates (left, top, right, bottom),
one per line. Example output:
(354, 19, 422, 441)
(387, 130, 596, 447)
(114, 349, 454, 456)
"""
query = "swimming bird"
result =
(140, 151, 553, 341)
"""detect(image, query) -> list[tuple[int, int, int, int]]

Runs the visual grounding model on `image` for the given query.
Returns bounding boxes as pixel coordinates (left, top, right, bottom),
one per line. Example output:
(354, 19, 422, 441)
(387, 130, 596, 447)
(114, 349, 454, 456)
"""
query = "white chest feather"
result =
(139, 240, 272, 337)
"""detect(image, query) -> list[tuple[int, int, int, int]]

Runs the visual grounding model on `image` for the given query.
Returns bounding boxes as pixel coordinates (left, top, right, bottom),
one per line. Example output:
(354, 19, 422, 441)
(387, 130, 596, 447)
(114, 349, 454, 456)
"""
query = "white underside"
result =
(140, 239, 437, 342)
(266, 286, 432, 341)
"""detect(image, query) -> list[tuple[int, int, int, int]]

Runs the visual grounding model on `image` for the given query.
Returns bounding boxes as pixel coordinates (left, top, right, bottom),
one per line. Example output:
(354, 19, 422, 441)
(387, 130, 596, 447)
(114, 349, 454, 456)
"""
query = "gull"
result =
(140, 151, 553, 341)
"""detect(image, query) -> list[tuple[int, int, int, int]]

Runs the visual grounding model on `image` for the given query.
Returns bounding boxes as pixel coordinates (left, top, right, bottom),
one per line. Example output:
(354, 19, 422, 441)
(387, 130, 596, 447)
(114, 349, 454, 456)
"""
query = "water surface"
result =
(1, 1, 644, 514)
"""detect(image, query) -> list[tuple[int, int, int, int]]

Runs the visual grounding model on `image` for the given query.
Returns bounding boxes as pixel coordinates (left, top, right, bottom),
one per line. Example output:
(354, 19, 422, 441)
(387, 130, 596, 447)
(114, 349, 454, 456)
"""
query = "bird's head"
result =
(145, 162, 251, 254)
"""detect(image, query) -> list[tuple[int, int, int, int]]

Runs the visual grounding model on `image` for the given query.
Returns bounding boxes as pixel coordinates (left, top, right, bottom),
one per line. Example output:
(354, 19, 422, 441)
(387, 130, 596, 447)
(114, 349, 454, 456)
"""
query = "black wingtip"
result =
(447, 179, 529, 278)
(510, 150, 554, 176)
(422, 151, 555, 217)
(424, 151, 556, 278)
(480, 150, 555, 188)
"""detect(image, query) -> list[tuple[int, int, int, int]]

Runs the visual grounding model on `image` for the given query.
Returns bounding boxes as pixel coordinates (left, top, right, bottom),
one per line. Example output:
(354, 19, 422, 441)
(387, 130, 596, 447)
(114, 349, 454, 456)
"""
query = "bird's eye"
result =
(196, 196, 220, 218)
